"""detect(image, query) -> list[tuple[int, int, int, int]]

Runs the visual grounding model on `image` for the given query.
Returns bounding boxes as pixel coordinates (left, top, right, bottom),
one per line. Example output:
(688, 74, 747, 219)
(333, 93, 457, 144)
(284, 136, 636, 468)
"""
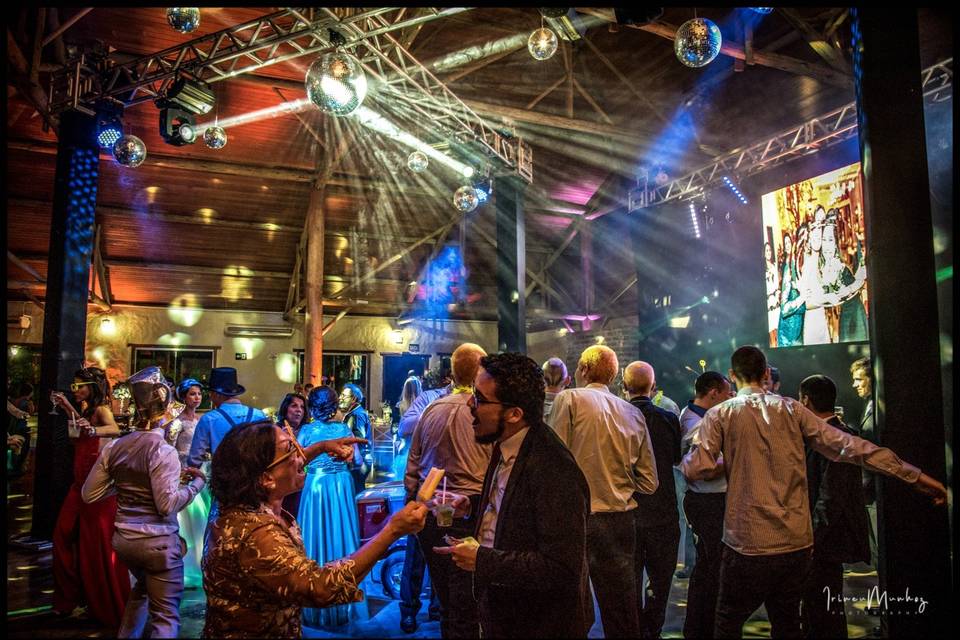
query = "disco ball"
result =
(749, 7, 774, 14)
(528, 27, 558, 61)
(407, 151, 428, 173)
(203, 125, 228, 149)
(113, 135, 147, 168)
(166, 8, 201, 33)
(675, 18, 722, 68)
(453, 186, 479, 213)
(654, 170, 670, 186)
(305, 51, 368, 116)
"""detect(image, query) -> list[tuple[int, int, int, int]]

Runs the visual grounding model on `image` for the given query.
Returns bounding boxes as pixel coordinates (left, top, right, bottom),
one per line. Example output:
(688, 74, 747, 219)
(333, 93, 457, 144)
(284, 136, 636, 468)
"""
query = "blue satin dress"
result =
(297, 420, 368, 629)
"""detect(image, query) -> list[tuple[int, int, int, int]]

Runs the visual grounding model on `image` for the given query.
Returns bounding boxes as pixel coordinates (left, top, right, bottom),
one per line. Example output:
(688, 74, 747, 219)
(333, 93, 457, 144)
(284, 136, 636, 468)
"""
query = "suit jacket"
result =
(805, 417, 871, 564)
(473, 425, 593, 638)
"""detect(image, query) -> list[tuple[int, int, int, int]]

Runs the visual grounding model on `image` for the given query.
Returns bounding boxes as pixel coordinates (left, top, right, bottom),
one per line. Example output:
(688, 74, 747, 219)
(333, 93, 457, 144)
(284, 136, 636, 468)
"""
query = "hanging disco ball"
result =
(407, 151, 428, 173)
(305, 51, 368, 116)
(166, 8, 201, 33)
(203, 125, 228, 149)
(675, 18, 722, 68)
(113, 135, 147, 168)
(528, 27, 559, 61)
(749, 8, 774, 14)
(453, 186, 479, 213)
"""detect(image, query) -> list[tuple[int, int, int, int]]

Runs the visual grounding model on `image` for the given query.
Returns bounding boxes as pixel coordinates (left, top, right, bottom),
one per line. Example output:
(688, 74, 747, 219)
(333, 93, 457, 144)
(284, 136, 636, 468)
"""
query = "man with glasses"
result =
(405, 343, 490, 638)
(547, 345, 658, 639)
(434, 352, 593, 638)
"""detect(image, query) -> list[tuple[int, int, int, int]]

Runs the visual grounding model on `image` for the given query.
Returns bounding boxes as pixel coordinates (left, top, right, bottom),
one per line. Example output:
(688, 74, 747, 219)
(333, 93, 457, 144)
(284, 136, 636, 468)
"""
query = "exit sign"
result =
(235, 353, 247, 360)
(409, 344, 420, 353)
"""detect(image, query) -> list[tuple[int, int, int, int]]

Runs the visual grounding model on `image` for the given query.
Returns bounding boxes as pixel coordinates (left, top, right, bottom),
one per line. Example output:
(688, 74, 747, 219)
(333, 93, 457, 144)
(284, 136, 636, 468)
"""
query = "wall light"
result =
(390, 329, 405, 345)
(99, 316, 117, 337)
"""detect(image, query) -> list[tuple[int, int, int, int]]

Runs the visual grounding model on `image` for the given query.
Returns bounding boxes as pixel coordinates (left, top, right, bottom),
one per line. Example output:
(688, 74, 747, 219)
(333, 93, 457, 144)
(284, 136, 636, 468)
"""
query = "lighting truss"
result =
(644, 58, 953, 207)
(328, 8, 534, 183)
(47, 7, 467, 114)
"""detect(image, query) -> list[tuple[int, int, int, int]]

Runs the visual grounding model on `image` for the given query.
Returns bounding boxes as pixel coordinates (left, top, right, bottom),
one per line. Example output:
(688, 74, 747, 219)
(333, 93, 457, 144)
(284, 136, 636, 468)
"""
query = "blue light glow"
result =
(722, 176, 749, 204)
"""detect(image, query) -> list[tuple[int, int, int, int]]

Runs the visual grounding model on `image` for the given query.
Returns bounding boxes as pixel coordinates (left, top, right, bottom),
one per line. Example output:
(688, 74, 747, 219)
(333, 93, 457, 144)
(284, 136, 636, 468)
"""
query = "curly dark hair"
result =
(479, 352, 545, 428)
(209, 420, 277, 510)
(307, 386, 338, 422)
(73, 367, 110, 419)
(277, 392, 310, 426)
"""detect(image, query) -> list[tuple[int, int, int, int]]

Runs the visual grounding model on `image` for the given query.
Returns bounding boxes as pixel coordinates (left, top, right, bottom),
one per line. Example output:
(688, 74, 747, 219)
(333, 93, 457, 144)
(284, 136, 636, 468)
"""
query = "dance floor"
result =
(6, 446, 882, 638)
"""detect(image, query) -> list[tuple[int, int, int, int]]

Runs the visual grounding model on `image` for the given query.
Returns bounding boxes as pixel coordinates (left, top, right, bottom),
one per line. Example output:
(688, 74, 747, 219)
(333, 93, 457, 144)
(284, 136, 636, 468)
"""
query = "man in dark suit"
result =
(433, 352, 593, 638)
(799, 375, 870, 639)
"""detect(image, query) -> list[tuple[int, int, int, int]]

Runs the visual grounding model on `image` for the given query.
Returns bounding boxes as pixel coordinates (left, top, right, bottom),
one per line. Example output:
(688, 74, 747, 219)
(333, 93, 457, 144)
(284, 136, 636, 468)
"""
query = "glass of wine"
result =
(49, 390, 61, 416)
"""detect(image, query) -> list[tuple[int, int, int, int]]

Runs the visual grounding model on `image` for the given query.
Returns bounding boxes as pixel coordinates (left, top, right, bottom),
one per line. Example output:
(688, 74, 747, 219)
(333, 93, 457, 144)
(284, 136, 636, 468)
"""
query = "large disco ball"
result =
(453, 186, 479, 213)
(203, 125, 228, 149)
(306, 51, 368, 116)
(528, 27, 558, 61)
(166, 8, 201, 33)
(675, 18, 722, 68)
(113, 135, 147, 168)
(407, 151, 428, 173)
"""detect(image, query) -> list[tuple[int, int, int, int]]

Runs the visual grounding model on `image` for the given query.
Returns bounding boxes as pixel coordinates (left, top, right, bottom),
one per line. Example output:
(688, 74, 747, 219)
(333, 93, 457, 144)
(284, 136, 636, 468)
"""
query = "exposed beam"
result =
(30, 8, 46, 84)
(445, 44, 523, 83)
(322, 308, 351, 336)
(581, 35, 672, 128)
(524, 219, 582, 298)
(777, 7, 852, 76)
(526, 74, 567, 111)
(41, 7, 92, 47)
(6, 29, 58, 131)
(7, 250, 45, 283)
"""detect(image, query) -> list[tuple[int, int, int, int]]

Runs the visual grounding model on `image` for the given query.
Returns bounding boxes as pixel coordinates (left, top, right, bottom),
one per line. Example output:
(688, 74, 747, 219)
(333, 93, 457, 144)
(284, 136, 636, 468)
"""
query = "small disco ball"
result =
(528, 27, 558, 61)
(675, 18, 722, 68)
(113, 135, 147, 168)
(166, 8, 201, 33)
(654, 170, 670, 186)
(407, 151, 428, 173)
(453, 186, 479, 213)
(203, 125, 228, 149)
(305, 51, 368, 116)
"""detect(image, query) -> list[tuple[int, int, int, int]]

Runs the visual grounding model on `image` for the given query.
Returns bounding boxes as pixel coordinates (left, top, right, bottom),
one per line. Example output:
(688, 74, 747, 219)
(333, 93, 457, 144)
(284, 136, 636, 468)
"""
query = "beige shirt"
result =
(478, 427, 530, 548)
(404, 391, 492, 497)
(548, 383, 659, 513)
(681, 385, 921, 556)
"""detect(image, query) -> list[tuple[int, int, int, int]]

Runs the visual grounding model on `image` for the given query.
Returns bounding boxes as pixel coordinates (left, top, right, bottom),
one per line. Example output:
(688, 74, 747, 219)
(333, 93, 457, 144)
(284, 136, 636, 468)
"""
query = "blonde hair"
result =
(578, 345, 619, 385)
(451, 343, 487, 386)
(398, 376, 422, 415)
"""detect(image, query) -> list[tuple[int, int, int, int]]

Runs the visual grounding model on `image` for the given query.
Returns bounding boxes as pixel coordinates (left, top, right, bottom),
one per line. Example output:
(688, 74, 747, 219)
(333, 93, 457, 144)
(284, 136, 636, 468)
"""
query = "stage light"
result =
(473, 179, 492, 204)
(668, 315, 691, 329)
(462, 166, 475, 178)
(538, 8, 584, 41)
(306, 33, 368, 117)
(407, 151, 428, 172)
(203, 125, 228, 149)
(159, 106, 198, 146)
(165, 77, 216, 115)
(722, 176, 749, 204)
(688, 201, 702, 239)
(95, 100, 124, 149)
(113, 135, 147, 168)
(528, 27, 559, 61)
(453, 186, 479, 213)
(675, 18, 722, 68)
(166, 8, 200, 33)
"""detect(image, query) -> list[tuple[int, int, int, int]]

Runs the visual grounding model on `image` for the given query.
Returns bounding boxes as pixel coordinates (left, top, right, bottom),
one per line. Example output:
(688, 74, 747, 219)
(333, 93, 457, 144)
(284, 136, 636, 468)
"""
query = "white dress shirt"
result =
(478, 427, 529, 548)
(547, 383, 658, 513)
(679, 405, 727, 493)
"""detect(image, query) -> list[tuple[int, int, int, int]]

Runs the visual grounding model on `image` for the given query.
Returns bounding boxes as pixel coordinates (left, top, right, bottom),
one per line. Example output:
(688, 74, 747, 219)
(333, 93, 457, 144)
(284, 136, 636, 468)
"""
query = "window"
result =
(296, 351, 370, 401)
(130, 345, 218, 411)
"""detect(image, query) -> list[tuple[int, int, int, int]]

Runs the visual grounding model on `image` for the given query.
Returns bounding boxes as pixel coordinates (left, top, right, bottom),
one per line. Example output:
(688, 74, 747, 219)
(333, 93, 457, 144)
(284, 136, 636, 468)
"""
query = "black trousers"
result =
(801, 554, 847, 639)
(683, 491, 726, 640)
(635, 521, 680, 638)
(418, 496, 481, 638)
(714, 545, 813, 639)
(587, 510, 641, 639)
(399, 533, 440, 619)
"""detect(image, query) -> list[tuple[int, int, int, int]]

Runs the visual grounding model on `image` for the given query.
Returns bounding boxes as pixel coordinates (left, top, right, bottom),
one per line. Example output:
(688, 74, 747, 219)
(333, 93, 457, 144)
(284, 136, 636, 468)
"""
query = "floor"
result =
(6, 432, 882, 638)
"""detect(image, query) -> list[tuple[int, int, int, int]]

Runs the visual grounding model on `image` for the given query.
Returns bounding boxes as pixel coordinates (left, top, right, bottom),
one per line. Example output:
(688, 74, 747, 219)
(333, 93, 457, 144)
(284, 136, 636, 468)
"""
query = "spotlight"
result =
(159, 106, 197, 146)
(164, 77, 216, 115)
(538, 7, 585, 41)
(95, 99, 124, 149)
(473, 177, 493, 204)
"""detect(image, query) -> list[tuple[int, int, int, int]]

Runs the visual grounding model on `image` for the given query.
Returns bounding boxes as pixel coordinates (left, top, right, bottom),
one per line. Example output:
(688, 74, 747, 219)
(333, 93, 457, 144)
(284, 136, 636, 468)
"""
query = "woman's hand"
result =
(386, 501, 428, 537)
(182, 466, 207, 483)
(75, 417, 97, 437)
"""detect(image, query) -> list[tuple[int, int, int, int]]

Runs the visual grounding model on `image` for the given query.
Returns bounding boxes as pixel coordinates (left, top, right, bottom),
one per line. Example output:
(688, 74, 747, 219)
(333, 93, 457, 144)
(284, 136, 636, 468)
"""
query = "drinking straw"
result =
(442, 476, 447, 504)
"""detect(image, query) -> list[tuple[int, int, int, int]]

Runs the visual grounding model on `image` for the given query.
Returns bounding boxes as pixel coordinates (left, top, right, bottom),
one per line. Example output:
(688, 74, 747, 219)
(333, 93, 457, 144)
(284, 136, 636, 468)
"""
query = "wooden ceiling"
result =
(6, 7, 951, 324)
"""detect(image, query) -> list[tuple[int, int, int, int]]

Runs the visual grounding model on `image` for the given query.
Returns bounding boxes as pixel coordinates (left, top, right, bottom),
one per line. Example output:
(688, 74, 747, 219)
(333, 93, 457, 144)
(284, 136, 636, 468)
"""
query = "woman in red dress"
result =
(51, 367, 130, 629)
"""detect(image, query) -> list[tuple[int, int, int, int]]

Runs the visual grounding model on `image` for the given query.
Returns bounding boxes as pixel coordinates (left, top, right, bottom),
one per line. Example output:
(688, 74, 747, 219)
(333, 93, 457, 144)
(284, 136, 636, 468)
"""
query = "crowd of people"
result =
(9, 341, 947, 639)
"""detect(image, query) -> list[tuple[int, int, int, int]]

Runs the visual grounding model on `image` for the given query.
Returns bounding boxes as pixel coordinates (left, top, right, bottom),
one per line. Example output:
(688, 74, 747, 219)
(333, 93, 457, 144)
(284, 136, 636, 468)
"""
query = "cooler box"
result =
(355, 480, 407, 542)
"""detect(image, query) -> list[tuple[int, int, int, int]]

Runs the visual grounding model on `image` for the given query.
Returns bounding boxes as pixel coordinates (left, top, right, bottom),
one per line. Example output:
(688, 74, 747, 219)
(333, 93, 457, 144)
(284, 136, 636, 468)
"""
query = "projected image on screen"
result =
(761, 163, 869, 348)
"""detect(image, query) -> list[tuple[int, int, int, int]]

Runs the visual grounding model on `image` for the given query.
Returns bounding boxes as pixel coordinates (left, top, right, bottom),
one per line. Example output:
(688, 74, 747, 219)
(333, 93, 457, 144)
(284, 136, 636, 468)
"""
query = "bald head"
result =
(577, 345, 619, 386)
(451, 342, 487, 386)
(623, 361, 655, 398)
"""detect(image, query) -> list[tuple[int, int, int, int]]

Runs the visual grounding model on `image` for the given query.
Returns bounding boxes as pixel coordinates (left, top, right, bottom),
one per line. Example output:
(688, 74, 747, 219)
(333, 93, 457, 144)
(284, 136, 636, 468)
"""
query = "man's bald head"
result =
(623, 361, 655, 398)
(451, 342, 487, 386)
(577, 345, 619, 386)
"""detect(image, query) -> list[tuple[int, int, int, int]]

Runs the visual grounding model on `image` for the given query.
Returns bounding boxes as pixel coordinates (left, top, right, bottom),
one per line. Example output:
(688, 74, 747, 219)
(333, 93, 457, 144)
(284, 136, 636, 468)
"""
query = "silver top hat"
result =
(126, 366, 173, 429)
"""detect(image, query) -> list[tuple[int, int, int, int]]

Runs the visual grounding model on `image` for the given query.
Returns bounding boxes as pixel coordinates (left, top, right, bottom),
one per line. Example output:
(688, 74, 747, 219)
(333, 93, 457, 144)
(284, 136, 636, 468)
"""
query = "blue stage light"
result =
(95, 100, 125, 149)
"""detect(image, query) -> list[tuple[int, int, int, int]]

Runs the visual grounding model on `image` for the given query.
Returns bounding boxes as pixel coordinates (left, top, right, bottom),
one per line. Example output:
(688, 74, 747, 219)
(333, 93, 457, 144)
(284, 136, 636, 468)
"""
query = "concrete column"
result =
(495, 177, 527, 353)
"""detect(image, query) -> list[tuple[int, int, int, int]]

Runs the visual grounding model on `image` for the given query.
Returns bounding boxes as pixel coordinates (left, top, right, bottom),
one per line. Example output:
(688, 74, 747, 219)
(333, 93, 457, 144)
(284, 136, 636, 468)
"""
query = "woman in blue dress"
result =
(777, 232, 806, 347)
(298, 386, 368, 629)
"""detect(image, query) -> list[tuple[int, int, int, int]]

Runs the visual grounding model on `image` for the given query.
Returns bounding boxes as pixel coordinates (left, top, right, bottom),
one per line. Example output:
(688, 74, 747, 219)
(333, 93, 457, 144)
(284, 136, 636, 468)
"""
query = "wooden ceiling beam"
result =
(776, 8, 852, 76)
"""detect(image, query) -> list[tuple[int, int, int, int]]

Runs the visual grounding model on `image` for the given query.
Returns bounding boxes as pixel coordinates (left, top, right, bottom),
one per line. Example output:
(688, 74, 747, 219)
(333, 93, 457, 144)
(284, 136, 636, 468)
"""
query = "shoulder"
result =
(93, 404, 114, 420)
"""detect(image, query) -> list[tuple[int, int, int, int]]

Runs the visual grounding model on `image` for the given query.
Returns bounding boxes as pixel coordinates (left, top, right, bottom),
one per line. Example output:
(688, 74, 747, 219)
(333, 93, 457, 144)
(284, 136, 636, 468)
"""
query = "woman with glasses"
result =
(298, 386, 367, 629)
(169, 378, 209, 589)
(51, 367, 130, 630)
(202, 419, 427, 638)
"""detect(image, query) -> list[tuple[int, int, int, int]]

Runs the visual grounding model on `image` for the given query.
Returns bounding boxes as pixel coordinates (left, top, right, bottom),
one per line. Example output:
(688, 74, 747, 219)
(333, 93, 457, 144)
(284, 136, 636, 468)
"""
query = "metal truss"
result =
(47, 7, 465, 114)
(325, 8, 534, 183)
(644, 58, 953, 207)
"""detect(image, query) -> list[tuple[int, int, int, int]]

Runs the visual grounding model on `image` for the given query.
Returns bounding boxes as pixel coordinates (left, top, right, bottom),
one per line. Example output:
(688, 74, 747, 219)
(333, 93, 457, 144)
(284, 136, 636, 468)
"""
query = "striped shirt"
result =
(681, 385, 920, 556)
